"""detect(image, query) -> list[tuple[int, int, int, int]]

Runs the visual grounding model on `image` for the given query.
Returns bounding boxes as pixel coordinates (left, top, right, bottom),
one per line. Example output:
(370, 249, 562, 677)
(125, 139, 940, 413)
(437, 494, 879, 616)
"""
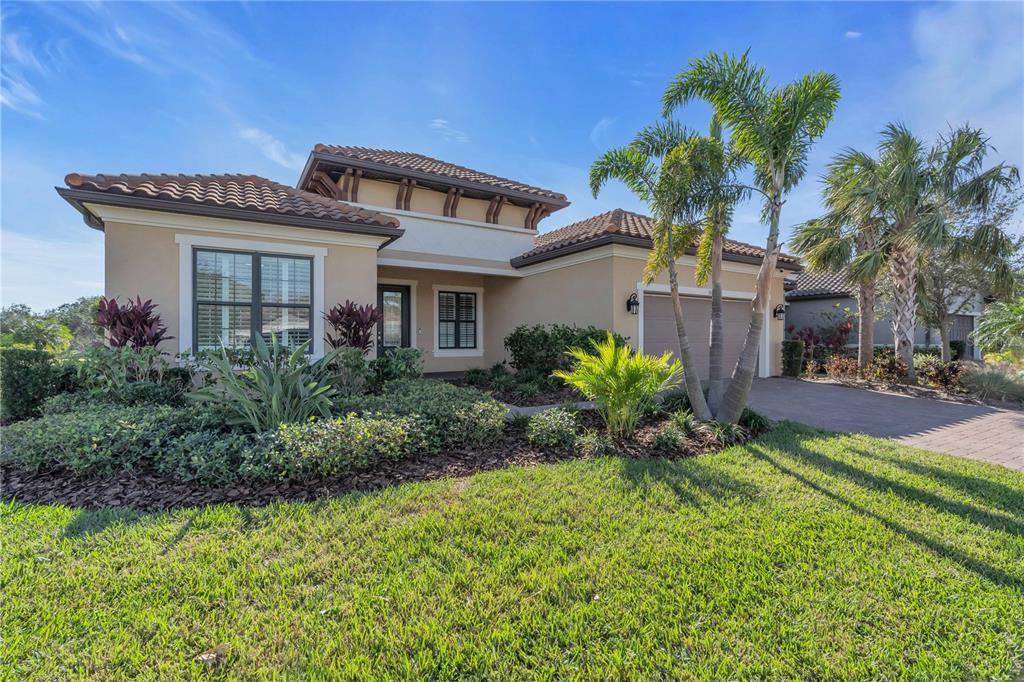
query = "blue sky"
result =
(2, 1, 1022, 311)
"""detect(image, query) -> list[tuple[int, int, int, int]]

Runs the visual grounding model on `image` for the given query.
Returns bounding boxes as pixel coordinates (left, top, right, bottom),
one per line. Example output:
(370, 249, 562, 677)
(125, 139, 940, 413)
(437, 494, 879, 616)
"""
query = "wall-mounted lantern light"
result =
(772, 303, 787, 320)
(626, 292, 640, 315)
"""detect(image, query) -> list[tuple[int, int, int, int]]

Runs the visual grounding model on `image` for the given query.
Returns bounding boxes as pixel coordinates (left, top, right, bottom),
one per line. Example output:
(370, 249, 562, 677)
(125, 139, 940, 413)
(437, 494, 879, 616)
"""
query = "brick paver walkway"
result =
(749, 378, 1024, 471)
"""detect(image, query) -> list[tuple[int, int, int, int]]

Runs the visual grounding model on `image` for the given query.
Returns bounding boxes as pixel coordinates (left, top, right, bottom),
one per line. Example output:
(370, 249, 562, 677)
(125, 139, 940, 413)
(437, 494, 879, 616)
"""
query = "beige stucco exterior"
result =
(354, 178, 535, 230)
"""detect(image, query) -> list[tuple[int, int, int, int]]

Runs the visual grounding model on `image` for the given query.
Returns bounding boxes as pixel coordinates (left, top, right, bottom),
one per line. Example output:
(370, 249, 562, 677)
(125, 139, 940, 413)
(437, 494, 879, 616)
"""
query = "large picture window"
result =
(437, 291, 476, 349)
(194, 249, 312, 352)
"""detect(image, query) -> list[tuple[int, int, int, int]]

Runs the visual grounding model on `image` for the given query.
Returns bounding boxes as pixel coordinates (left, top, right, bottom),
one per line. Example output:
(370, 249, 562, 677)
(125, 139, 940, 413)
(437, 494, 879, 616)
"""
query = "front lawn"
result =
(4, 423, 1024, 679)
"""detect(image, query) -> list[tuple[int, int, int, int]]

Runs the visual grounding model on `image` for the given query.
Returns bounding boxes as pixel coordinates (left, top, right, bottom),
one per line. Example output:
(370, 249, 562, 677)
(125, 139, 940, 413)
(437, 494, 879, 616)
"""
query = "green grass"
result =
(4, 423, 1024, 680)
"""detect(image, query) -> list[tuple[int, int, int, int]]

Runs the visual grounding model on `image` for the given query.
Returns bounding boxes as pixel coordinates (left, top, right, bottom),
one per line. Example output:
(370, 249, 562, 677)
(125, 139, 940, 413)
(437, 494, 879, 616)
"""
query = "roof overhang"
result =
(57, 187, 405, 249)
(511, 233, 804, 271)
(297, 151, 571, 213)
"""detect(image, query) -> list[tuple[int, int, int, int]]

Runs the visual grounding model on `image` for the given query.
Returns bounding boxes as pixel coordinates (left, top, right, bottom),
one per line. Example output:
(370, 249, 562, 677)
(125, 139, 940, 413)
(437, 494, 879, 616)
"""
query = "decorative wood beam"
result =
(524, 203, 540, 229)
(350, 170, 362, 203)
(395, 178, 409, 210)
(339, 168, 354, 201)
(403, 179, 416, 211)
(529, 207, 549, 230)
(308, 170, 341, 199)
(491, 196, 506, 224)
(485, 196, 500, 223)
(450, 188, 463, 217)
(443, 187, 456, 217)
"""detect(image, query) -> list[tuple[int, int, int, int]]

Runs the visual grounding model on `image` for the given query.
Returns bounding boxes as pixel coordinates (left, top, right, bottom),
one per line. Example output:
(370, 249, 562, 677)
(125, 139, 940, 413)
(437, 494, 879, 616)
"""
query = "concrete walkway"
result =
(749, 378, 1024, 471)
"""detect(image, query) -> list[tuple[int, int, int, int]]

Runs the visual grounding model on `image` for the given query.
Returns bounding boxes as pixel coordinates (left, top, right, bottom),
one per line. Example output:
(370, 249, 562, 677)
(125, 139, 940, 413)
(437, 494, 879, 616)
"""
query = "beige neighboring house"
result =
(57, 145, 800, 376)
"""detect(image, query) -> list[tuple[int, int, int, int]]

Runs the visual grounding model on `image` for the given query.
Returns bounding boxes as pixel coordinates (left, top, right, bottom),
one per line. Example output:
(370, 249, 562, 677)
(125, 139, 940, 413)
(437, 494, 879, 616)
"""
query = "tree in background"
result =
(663, 51, 840, 422)
(0, 296, 102, 353)
(47, 296, 103, 350)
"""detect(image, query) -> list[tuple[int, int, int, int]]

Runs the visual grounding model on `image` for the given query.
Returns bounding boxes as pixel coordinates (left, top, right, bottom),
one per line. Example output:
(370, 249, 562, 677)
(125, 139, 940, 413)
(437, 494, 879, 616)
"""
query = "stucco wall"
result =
(355, 178, 537, 230)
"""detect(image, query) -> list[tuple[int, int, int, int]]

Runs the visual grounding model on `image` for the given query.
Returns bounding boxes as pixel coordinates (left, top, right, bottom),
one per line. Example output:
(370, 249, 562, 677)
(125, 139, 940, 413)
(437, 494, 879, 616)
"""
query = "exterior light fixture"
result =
(626, 293, 640, 315)
(772, 303, 787, 320)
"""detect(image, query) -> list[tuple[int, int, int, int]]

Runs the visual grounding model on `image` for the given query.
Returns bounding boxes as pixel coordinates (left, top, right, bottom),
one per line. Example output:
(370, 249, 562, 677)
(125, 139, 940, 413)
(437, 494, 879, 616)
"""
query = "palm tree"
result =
(590, 120, 714, 420)
(973, 297, 1024, 355)
(663, 51, 841, 423)
(791, 149, 883, 370)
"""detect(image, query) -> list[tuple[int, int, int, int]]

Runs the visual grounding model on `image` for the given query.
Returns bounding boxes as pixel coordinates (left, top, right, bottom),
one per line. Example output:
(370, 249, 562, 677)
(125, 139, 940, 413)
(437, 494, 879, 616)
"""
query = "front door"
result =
(377, 284, 411, 349)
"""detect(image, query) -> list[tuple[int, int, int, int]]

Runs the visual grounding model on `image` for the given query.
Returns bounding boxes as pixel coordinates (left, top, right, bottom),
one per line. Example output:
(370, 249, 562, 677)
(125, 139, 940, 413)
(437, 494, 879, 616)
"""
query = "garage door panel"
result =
(643, 294, 754, 380)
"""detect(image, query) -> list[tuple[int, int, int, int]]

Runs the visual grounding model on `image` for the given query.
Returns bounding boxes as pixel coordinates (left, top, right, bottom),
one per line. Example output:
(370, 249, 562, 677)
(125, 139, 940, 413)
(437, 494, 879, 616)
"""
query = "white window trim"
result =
(377, 277, 419, 358)
(432, 284, 484, 358)
(175, 234, 327, 358)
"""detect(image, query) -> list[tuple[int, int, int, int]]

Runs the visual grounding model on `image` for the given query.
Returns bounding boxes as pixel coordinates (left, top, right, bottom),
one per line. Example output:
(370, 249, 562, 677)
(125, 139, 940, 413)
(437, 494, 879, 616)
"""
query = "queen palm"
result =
(590, 120, 714, 420)
(663, 51, 840, 423)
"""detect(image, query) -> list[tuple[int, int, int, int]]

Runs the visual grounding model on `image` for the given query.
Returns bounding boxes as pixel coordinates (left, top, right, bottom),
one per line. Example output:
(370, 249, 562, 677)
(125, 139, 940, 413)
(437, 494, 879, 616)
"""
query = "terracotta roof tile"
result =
(312, 145, 567, 202)
(785, 268, 853, 299)
(62, 173, 400, 229)
(516, 209, 801, 268)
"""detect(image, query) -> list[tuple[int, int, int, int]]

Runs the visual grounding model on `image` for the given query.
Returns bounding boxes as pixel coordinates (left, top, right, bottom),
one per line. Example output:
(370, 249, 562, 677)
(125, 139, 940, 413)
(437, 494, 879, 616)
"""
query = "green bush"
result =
(370, 347, 423, 388)
(77, 346, 173, 395)
(668, 409, 697, 435)
(155, 430, 275, 485)
(554, 334, 681, 438)
(0, 347, 54, 422)
(781, 340, 805, 377)
(576, 428, 616, 457)
(505, 324, 627, 374)
(339, 379, 506, 451)
(270, 414, 418, 479)
(331, 347, 373, 398)
(651, 424, 685, 450)
(39, 381, 185, 415)
(526, 408, 577, 451)
(962, 366, 1024, 403)
(739, 408, 771, 434)
(704, 421, 748, 446)
(463, 367, 489, 387)
(864, 349, 908, 384)
(916, 356, 968, 392)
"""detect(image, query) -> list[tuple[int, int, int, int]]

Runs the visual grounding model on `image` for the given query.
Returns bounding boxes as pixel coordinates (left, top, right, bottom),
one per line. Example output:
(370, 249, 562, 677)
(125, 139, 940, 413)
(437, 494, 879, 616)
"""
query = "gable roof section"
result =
(57, 173, 403, 243)
(511, 209, 802, 270)
(299, 145, 569, 211)
(785, 268, 854, 300)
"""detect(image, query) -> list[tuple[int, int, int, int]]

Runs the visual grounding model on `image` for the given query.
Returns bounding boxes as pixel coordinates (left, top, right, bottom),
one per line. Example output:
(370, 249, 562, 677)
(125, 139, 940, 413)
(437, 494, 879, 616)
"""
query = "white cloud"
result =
(1, 29, 51, 116)
(429, 119, 469, 143)
(844, 30, 862, 39)
(1, 231, 103, 311)
(589, 116, 616, 148)
(237, 128, 306, 170)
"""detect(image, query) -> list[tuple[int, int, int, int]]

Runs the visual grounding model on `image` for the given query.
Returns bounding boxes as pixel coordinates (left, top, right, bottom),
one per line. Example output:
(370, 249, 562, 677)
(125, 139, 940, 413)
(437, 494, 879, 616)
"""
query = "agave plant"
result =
(191, 333, 342, 432)
(554, 333, 681, 438)
(96, 296, 173, 348)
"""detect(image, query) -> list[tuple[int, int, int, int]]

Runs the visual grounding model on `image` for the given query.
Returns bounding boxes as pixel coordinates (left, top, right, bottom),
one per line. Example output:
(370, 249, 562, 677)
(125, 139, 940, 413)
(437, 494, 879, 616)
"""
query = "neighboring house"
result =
(57, 145, 800, 376)
(784, 269, 984, 358)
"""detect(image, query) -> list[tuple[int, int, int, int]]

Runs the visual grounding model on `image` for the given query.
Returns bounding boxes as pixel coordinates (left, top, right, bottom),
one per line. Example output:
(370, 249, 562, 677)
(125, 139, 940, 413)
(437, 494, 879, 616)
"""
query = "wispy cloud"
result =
(0, 21, 60, 117)
(589, 116, 616, 148)
(1, 231, 103, 310)
(844, 30, 862, 39)
(429, 119, 469, 143)
(237, 128, 306, 170)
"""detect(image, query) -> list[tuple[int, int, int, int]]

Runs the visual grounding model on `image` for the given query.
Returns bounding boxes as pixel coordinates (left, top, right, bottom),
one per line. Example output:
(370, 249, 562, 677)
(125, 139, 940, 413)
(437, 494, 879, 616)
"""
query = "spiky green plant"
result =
(553, 333, 681, 438)
(973, 298, 1024, 354)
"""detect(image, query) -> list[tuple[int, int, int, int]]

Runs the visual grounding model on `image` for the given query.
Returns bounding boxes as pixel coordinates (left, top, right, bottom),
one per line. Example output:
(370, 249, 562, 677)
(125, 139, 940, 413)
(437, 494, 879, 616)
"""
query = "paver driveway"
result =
(749, 378, 1024, 471)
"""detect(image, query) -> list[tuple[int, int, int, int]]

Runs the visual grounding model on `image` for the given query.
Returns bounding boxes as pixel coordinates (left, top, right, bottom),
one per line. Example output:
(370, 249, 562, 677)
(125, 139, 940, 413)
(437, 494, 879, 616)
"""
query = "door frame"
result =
(377, 279, 418, 352)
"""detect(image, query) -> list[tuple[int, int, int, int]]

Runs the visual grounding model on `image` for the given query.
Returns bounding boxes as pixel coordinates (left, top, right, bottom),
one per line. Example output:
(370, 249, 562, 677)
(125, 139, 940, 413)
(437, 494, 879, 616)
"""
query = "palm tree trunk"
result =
(718, 196, 782, 424)
(939, 315, 952, 362)
(664, 223, 713, 421)
(857, 281, 875, 370)
(707, 224, 725, 413)
(889, 247, 918, 381)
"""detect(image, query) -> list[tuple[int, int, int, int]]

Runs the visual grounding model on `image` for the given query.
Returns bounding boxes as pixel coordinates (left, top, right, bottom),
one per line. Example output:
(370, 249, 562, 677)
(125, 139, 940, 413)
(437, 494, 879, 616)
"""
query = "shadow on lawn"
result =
(748, 436, 1023, 589)
(63, 507, 152, 539)
(615, 457, 759, 511)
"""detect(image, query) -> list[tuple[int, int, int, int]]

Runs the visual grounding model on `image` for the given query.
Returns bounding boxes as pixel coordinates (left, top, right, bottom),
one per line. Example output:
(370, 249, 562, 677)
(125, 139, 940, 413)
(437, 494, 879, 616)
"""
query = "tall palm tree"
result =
(791, 149, 883, 370)
(590, 120, 714, 420)
(663, 51, 841, 423)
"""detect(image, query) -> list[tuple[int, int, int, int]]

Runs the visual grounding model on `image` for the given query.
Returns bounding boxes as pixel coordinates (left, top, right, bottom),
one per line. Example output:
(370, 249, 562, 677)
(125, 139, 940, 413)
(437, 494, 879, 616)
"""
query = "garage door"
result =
(643, 294, 754, 378)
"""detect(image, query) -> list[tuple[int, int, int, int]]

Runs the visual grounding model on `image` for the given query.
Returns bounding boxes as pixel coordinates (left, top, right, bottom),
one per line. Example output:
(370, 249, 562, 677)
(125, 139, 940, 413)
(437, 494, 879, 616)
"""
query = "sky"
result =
(2, 1, 1022, 311)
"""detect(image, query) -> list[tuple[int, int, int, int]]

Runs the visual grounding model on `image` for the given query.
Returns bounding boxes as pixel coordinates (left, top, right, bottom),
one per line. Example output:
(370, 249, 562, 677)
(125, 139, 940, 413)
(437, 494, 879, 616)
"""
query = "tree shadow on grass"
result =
(62, 507, 153, 539)
(615, 457, 759, 512)
(747, 441, 1023, 590)
(846, 445, 1024, 519)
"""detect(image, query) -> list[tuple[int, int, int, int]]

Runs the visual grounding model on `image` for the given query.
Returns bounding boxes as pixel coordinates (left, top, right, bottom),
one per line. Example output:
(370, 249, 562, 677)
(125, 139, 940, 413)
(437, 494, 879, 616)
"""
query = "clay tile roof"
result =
(785, 268, 853, 299)
(514, 209, 801, 269)
(60, 173, 401, 231)
(312, 145, 568, 203)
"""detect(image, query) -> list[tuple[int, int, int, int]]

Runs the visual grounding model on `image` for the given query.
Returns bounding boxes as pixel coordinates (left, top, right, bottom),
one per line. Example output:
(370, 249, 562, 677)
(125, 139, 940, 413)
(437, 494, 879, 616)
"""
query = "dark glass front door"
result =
(377, 284, 411, 349)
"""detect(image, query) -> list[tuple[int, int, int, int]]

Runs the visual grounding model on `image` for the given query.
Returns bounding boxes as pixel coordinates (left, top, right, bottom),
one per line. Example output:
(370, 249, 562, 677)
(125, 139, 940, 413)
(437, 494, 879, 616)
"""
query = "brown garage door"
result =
(643, 294, 754, 378)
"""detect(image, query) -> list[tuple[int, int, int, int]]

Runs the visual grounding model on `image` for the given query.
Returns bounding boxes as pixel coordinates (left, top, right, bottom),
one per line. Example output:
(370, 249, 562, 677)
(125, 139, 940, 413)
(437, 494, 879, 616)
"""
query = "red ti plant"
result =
(324, 300, 379, 352)
(96, 296, 173, 348)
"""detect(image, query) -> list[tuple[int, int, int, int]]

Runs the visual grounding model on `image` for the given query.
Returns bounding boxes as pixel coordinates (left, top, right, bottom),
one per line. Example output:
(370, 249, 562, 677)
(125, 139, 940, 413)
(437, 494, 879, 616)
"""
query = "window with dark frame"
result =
(438, 291, 476, 349)
(194, 248, 313, 353)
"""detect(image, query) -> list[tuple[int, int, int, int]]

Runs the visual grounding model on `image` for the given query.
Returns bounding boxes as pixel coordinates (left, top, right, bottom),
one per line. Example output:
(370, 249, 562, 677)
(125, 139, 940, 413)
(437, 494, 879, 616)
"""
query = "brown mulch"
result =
(1, 416, 762, 513)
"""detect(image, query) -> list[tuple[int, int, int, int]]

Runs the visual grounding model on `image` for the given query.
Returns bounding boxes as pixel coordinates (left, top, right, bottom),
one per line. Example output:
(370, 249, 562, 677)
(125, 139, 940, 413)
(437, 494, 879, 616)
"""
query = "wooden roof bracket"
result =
(403, 179, 416, 211)
(443, 187, 456, 217)
(529, 206, 549, 230)
(350, 169, 362, 203)
(450, 188, 463, 218)
(395, 178, 409, 210)
(524, 203, 540, 229)
(339, 168, 354, 201)
(309, 170, 341, 199)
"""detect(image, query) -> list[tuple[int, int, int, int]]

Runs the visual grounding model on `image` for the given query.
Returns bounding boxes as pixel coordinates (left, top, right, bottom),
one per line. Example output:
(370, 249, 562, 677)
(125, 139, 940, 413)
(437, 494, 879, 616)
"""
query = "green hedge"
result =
(0, 348, 54, 422)
(504, 324, 627, 374)
(781, 340, 805, 377)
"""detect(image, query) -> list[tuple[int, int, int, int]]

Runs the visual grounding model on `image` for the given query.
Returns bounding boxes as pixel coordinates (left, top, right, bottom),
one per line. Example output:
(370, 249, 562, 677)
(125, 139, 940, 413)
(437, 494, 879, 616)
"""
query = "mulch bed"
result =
(2, 414, 759, 513)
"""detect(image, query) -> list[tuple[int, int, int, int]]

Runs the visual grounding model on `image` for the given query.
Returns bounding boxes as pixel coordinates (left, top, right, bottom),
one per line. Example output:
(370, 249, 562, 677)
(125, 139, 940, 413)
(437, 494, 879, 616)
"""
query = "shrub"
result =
(77, 345, 176, 398)
(156, 430, 275, 485)
(370, 347, 423, 387)
(331, 347, 373, 398)
(704, 421, 748, 446)
(554, 333, 680, 438)
(651, 425, 685, 450)
(659, 387, 692, 413)
(463, 367, 489, 387)
(781, 340, 805, 377)
(270, 414, 417, 479)
(864, 350, 908, 384)
(803, 359, 824, 377)
(0, 347, 53, 422)
(514, 380, 542, 400)
(505, 324, 627, 374)
(668, 409, 698, 435)
(96, 296, 172, 348)
(490, 372, 518, 393)
(962, 366, 1024, 403)
(824, 355, 859, 381)
(916, 356, 968, 392)
(324, 300, 379, 351)
(526, 408, 577, 451)
(949, 340, 966, 361)
(191, 334, 342, 432)
(339, 379, 506, 451)
(576, 428, 616, 457)
(739, 408, 771, 435)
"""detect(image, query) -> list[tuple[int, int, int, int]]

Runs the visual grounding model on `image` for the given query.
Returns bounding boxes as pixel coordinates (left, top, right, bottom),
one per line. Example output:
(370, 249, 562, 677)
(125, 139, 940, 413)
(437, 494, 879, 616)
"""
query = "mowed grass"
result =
(3, 423, 1024, 680)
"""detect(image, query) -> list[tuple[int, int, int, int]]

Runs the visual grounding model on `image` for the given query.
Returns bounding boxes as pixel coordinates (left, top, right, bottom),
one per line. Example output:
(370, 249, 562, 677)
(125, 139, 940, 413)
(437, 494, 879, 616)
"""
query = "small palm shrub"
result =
(553, 333, 681, 438)
(526, 408, 577, 451)
(824, 355, 859, 381)
(191, 334, 341, 432)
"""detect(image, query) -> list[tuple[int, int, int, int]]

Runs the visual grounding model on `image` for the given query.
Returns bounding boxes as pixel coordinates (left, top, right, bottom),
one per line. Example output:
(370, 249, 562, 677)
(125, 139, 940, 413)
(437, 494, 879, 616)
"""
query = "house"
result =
(57, 145, 800, 376)
(785, 269, 984, 358)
